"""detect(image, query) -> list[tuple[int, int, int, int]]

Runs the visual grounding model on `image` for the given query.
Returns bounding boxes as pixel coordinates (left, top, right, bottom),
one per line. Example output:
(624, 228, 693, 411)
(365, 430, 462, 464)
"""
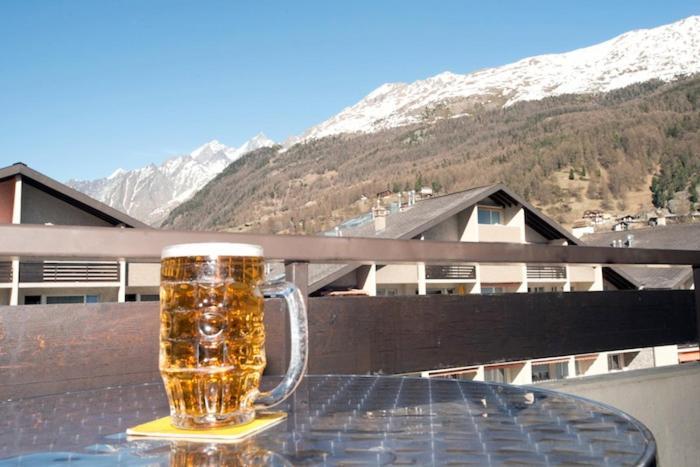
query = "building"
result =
(583, 223, 700, 366)
(309, 184, 634, 296)
(306, 184, 678, 383)
(0, 163, 159, 306)
(582, 223, 700, 290)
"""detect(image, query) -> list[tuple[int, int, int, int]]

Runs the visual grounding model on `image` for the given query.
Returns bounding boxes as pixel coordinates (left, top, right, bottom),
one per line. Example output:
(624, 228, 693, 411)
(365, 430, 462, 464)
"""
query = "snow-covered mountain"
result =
(292, 16, 700, 143)
(68, 133, 274, 226)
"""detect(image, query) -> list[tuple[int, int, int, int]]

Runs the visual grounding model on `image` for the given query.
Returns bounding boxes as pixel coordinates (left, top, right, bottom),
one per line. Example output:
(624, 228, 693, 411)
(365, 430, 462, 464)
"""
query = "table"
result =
(0, 375, 655, 465)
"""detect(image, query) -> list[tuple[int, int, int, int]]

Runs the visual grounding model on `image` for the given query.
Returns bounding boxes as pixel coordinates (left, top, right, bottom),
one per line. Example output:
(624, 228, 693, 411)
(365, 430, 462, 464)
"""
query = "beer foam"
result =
(161, 242, 263, 259)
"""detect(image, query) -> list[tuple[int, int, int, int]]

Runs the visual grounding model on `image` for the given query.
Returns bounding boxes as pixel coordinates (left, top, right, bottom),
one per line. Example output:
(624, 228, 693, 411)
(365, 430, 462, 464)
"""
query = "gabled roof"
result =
(0, 162, 150, 229)
(582, 224, 700, 289)
(309, 183, 637, 292)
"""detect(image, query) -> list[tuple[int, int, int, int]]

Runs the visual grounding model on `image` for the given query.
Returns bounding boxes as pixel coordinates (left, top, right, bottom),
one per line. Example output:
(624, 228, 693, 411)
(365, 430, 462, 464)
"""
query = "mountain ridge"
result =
(288, 15, 700, 144)
(163, 76, 700, 234)
(67, 133, 274, 225)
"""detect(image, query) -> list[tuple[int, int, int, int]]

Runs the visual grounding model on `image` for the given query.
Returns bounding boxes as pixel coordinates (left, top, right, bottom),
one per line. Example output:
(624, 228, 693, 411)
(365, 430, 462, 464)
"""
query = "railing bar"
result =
(1, 224, 699, 265)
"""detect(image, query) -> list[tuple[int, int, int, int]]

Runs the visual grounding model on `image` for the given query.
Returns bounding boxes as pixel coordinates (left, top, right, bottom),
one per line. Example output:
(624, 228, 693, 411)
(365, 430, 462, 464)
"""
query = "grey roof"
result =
(581, 224, 700, 289)
(0, 162, 150, 229)
(309, 183, 637, 292)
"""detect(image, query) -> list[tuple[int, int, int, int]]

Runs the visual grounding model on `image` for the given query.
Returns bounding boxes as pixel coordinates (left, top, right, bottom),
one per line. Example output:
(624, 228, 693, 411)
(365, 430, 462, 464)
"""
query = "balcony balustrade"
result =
(19, 261, 120, 283)
(0, 223, 698, 397)
(1, 224, 699, 464)
(425, 264, 476, 280)
(0, 261, 12, 283)
(527, 264, 567, 280)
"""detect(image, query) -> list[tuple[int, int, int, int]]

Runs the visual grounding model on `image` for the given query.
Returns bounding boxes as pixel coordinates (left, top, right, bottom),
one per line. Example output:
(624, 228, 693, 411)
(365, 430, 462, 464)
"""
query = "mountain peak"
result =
(68, 133, 274, 226)
(226, 133, 275, 161)
(191, 139, 228, 160)
(293, 15, 700, 143)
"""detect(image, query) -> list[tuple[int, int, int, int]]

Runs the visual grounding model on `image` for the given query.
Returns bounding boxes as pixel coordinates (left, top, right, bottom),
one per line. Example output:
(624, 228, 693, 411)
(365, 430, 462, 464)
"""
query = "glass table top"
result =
(0, 375, 655, 466)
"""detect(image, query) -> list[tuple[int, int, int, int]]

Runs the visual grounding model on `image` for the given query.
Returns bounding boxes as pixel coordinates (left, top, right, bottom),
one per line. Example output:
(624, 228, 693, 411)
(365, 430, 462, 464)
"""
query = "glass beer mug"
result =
(159, 243, 308, 429)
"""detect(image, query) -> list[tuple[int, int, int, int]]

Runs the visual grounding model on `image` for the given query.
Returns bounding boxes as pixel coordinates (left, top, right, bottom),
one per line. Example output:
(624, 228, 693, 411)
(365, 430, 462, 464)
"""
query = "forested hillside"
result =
(162, 76, 700, 233)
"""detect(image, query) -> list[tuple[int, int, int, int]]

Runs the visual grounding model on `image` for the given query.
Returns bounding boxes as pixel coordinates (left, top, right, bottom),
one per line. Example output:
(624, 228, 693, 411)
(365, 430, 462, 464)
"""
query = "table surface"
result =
(0, 375, 655, 466)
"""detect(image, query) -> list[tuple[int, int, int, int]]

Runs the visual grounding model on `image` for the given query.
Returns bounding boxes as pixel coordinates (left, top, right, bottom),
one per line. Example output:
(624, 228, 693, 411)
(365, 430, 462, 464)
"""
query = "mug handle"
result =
(255, 280, 308, 408)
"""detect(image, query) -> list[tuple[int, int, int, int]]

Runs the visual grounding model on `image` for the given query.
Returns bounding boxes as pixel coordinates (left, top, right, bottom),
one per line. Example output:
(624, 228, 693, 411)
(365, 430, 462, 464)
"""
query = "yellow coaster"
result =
(126, 412, 287, 443)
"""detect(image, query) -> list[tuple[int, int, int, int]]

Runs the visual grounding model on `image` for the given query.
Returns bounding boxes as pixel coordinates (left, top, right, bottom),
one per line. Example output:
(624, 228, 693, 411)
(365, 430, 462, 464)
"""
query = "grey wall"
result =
(540, 363, 700, 467)
(423, 214, 459, 241)
(20, 182, 112, 227)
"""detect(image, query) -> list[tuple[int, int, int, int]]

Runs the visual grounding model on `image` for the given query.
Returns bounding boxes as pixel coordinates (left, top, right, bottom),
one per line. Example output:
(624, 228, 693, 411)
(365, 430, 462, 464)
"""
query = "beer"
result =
(160, 242, 308, 430)
(169, 440, 278, 466)
(160, 244, 266, 428)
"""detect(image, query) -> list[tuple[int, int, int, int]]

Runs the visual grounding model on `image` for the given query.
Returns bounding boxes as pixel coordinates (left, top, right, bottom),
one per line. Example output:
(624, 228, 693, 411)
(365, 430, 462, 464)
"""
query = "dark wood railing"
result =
(0, 224, 698, 399)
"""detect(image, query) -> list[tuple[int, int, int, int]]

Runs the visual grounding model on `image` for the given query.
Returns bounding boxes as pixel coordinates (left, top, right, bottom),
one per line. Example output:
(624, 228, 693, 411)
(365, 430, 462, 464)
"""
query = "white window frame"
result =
(477, 207, 503, 225)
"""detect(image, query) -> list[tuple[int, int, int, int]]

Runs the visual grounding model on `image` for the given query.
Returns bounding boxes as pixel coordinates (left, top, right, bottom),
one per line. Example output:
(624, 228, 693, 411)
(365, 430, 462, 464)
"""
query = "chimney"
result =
(373, 199, 388, 232)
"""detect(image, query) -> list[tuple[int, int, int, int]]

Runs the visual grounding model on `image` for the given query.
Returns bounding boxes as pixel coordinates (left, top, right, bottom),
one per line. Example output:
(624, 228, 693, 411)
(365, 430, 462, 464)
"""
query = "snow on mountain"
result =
(68, 133, 274, 226)
(292, 16, 700, 143)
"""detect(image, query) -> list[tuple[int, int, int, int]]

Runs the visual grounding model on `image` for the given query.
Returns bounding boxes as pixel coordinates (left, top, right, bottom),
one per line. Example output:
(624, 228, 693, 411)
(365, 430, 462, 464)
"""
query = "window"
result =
(553, 362, 569, 379)
(608, 354, 623, 371)
(24, 295, 41, 305)
(46, 295, 84, 305)
(481, 286, 504, 295)
(140, 294, 159, 302)
(377, 288, 398, 296)
(484, 367, 508, 383)
(126, 293, 159, 302)
(427, 288, 455, 295)
(86, 295, 99, 304)
(531, 364, 550, 382)
(528, 287, 545, 293)
(478, 208, 502, 225)
(532, 362, 569, 382)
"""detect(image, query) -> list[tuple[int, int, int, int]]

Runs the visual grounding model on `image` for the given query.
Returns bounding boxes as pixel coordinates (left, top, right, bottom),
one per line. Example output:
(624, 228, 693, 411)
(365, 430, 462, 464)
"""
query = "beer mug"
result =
(159, 243, 308, 429)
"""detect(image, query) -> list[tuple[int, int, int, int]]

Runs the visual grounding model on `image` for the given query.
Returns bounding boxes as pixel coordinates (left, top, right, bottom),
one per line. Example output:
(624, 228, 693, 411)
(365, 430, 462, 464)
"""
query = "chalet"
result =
(0, 162, 159, 305)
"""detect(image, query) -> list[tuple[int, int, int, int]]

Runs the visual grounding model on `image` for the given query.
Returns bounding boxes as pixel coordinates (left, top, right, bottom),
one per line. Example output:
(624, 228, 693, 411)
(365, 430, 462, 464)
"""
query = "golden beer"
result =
(160, 242, 308, 429)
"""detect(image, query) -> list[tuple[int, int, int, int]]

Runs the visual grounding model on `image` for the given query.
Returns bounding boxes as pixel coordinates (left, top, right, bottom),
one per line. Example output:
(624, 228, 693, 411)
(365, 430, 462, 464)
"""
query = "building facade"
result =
(308, 184, 680, 384)
(0, 163, 159, 306)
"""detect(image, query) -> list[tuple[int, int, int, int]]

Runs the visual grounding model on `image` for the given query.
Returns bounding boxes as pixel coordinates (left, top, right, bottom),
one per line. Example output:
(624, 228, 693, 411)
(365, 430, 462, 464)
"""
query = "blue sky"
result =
(1, 1, 698, 181)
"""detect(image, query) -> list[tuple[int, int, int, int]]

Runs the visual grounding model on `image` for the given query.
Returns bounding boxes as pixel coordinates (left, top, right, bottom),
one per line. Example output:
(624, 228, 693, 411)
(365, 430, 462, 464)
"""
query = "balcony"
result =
(19, 261, 120, 283)
(569, 264, 597, 282)
(527, 264, 567, 280)
(480, 263, 524, 283)
(478, 224, 521, 242)
(425, 264, 476, 280)
(0, 224, 698, 465)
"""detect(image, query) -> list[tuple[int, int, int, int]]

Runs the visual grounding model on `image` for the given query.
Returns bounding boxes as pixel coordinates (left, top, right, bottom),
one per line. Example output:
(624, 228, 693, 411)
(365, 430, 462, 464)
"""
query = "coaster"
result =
(126, 412, 287, 443)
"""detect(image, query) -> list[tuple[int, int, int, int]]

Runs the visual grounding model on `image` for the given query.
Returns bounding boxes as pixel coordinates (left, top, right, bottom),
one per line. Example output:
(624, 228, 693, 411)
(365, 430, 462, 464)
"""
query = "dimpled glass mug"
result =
(159, 242, 308, 429)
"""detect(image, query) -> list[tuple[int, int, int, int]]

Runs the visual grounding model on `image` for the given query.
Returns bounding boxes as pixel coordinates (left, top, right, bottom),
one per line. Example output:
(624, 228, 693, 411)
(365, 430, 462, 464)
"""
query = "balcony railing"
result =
(19, 261, 120, 282)
(0, 261, 11, 283)
(425, 264, 476, 280)
(0, 223, 698, 401)
(527, 265, 567, 280)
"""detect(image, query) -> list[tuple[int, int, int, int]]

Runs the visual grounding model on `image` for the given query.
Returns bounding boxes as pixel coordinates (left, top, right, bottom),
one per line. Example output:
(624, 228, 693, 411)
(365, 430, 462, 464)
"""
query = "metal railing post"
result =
(285, 261, 309, 309)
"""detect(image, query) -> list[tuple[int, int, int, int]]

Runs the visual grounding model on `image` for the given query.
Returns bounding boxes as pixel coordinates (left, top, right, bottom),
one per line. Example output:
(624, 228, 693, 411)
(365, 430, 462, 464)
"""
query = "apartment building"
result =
(583, 223, 700, 365)
(306, 184, 679, 383)
(0, 163, 159, 306)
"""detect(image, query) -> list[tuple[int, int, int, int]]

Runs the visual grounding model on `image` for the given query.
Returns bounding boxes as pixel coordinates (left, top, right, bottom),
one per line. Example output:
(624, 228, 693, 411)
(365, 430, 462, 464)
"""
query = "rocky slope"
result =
(162, 76, 700, 234)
